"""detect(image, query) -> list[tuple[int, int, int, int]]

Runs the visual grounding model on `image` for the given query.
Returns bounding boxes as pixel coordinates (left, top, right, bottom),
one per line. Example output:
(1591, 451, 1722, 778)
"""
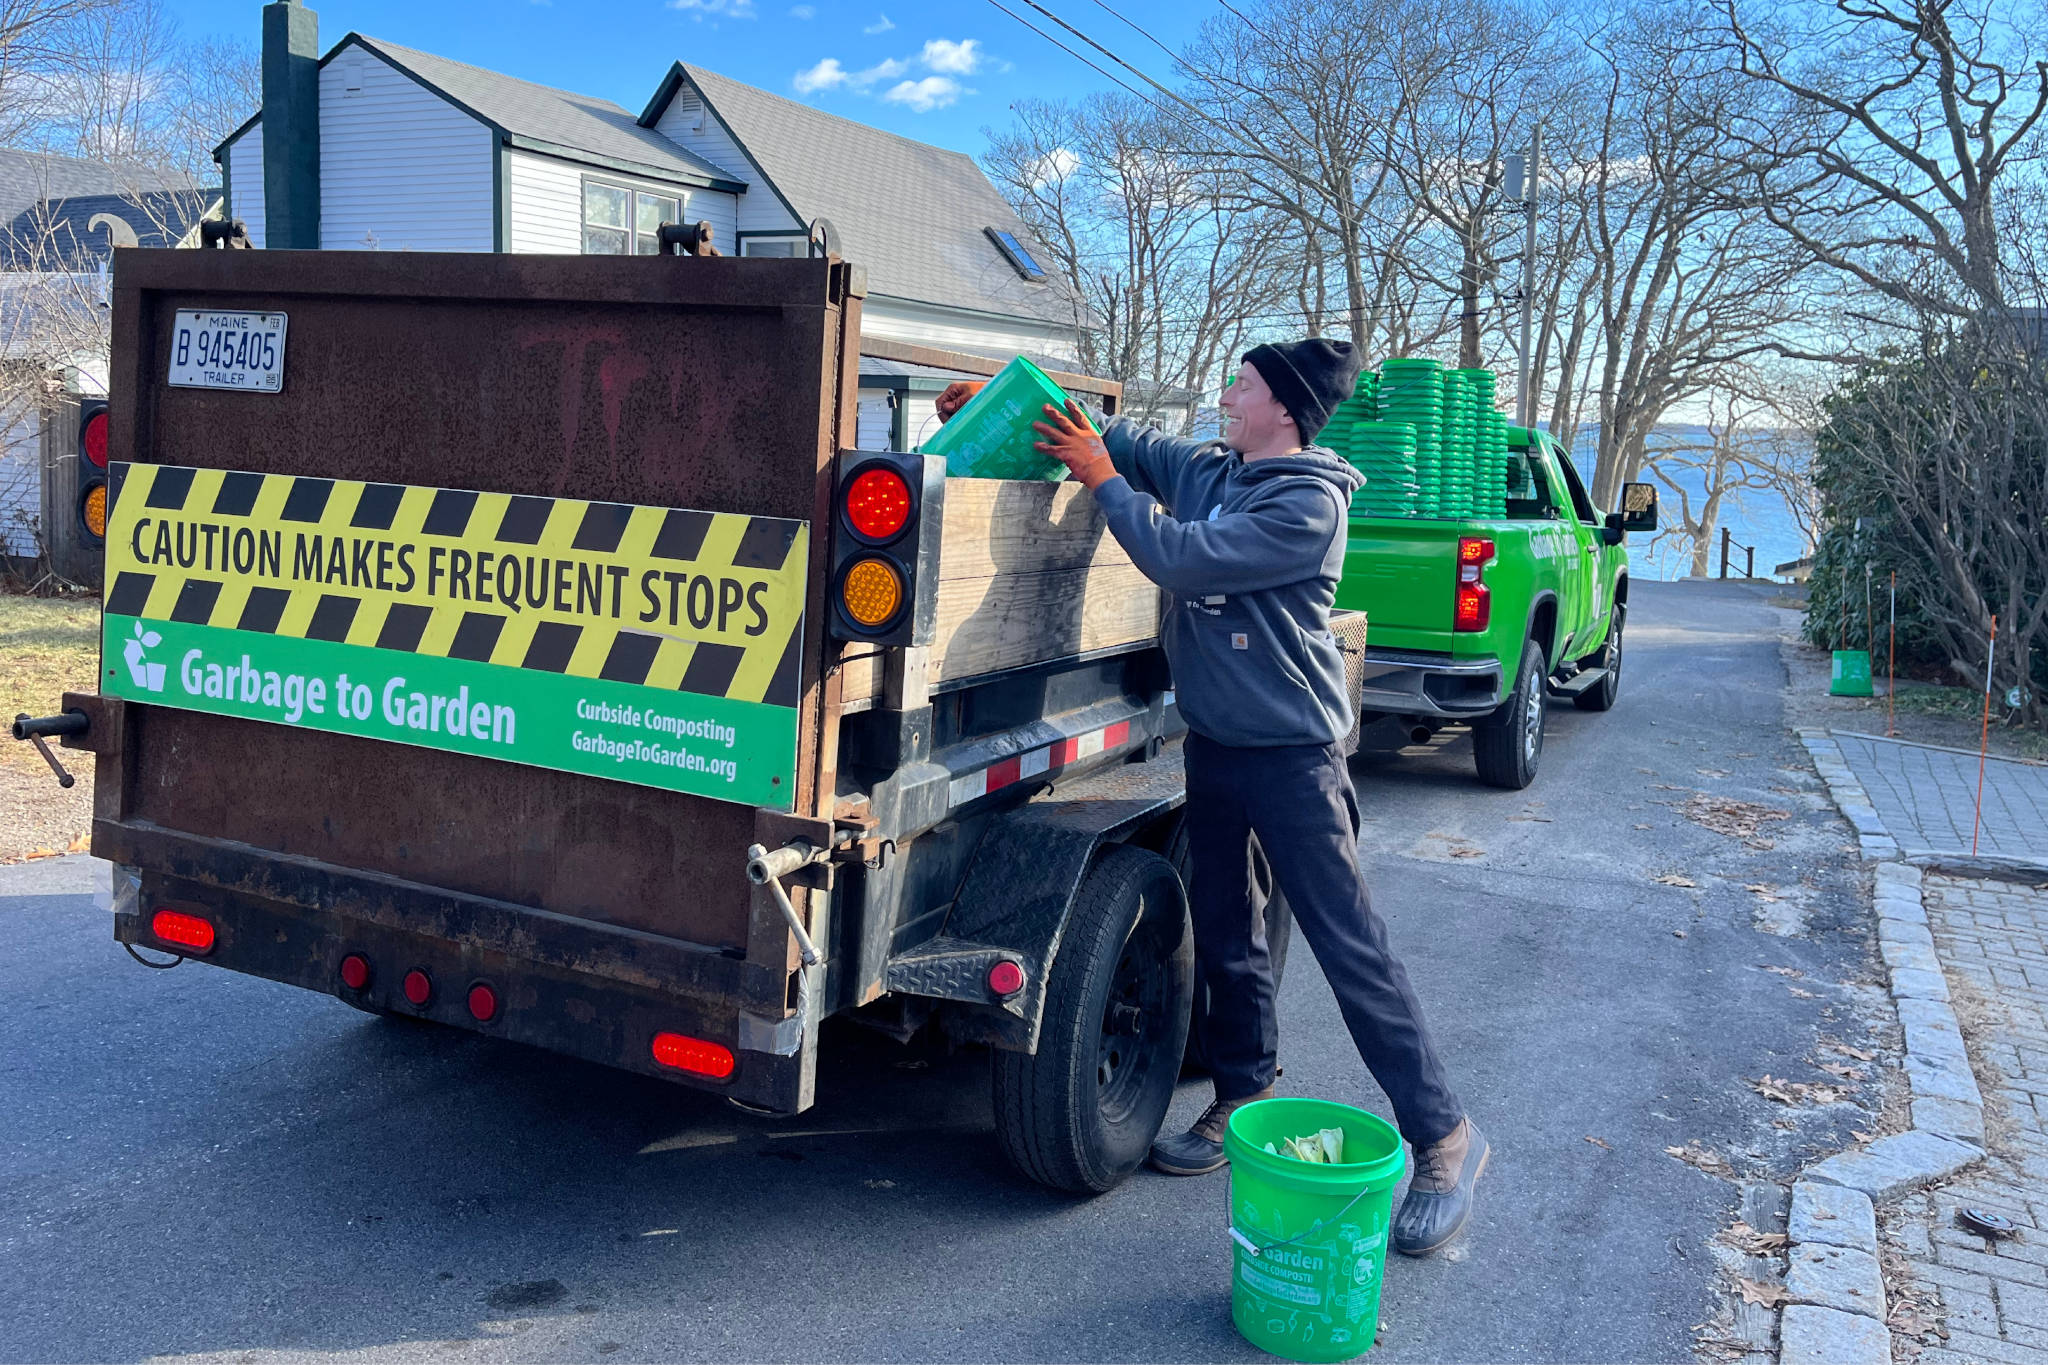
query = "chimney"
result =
(261, 0, 320, 249)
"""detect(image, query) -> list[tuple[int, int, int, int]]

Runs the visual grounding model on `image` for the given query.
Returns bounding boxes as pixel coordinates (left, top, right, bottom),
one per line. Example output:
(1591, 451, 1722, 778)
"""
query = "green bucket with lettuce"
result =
(918, 354, 1073, 481)
(1224, 1097, 1406, 1361)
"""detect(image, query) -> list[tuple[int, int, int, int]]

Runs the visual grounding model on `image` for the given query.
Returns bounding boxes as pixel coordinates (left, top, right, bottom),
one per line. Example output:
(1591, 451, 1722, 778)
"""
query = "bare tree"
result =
(1643, 389, 1814, 576)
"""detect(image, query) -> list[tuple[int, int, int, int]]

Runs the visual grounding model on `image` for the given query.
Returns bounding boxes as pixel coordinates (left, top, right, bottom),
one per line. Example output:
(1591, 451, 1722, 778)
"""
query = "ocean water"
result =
(1568, 426, 1811, 582)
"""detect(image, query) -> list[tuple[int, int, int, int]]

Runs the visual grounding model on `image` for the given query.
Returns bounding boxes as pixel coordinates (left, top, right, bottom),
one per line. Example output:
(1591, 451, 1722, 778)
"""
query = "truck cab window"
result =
(1506, 448, 1563, 521)
(1550, 448, 1602, 526)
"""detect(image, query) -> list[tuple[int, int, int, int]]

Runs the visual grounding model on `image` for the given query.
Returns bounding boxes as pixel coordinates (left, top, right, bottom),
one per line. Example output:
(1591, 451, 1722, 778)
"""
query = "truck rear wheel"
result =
(1574, 606, 1624, 712)
(992, 845, 1193, 1193)
(1474, 637, 1546, 790)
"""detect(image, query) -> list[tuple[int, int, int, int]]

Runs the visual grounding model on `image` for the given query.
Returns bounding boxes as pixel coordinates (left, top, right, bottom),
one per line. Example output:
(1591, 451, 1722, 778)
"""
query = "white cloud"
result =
(789, 3, 815, 14)
(854, 57, 909, 86)
(793, 58, 847, 93)
(863, 13, 895, 33)
(883, 75, 961, 112)
(1029, 147, 1081, 187)
(668, 0, 757, 16)
(920, 38, 981, 74)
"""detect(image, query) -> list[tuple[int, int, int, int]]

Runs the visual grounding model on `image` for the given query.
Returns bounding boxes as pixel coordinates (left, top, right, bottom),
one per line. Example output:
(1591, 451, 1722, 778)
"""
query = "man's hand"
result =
(935, 381, 984, 424)
(1032, 400, 1116, 489)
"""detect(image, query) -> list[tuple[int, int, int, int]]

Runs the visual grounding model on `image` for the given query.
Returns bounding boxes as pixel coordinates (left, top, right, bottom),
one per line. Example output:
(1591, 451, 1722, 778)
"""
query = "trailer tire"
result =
(992, 844, 1193, 1194)
(1574, 606, 1624, 713)
(1169, 827, 1292, 1077)
(1474, 635, 1546, 790)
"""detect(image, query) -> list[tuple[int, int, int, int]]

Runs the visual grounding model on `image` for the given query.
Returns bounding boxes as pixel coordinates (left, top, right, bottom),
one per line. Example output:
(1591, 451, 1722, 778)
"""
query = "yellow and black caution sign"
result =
(103, 462, 809, 708)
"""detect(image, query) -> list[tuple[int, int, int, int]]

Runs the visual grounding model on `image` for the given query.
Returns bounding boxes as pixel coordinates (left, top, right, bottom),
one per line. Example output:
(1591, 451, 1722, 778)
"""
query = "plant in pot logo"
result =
(123, 621, 166, 692)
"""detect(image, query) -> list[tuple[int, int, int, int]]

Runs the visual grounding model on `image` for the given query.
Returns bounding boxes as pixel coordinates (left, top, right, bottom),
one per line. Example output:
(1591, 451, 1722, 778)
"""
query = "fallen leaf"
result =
(65, 832, 89, 853)
(1737, 1278, 1790, 1308)
(1827, 1044, 1877, 1062)
(1817, 1061, 1861, 1080)
(1448, 846, 1484, 858)
(1810, 1209, 1836, 1221)
(1724, 1221, 1790, 1254)
(1759, 965, 1806, 978)
(1655, 873, 1698, 888)
(1772, 1118, 1797, 1130)
(1681, 795, 1793, 840)
(1665, 1143, 1734, 1177)
(1787, 986, 1818, 998)
(1697, 768, 1730, 778)
(1673, 930, 1688, 938)
(1584, 1135, 1611, 1149)
(1634, 823, 1653, 829)
(1506, 814, 1554, 823)
(1850, 1129, 1874, 1143)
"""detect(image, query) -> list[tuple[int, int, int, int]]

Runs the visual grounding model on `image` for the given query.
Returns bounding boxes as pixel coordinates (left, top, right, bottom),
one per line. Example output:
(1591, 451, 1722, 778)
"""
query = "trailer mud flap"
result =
(893, 744, 1186, 1052)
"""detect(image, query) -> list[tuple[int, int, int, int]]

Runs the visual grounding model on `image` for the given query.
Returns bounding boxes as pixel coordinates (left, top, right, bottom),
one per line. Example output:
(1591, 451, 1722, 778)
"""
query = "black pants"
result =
(1185, 730, 1465, 1149)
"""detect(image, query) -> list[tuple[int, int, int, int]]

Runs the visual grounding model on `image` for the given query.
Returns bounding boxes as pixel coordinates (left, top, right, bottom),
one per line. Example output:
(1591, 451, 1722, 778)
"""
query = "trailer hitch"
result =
(745, 838, 839, 967)
(12, 711, 87, 789)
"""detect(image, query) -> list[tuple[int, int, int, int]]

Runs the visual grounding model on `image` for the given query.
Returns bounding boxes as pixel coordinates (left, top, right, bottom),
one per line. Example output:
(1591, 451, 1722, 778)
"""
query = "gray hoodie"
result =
(1092, 416, 1364, 748)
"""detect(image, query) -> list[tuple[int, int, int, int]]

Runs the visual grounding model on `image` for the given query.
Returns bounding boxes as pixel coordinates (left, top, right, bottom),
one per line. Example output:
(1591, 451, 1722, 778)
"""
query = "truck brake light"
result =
(845, 468, 911, 541)
(1455, 537, 1494, 632)
(151, 908, 215, 953)
(651, 1031, 736, 1079)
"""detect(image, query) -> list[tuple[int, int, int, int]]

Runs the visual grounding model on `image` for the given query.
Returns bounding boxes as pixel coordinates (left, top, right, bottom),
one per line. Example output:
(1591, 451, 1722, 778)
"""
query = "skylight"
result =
(986, 228, 1046, 282)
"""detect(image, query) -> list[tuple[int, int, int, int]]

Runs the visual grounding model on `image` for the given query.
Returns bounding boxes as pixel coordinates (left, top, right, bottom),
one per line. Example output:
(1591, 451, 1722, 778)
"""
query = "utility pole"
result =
(1514, 124, 1541, 428)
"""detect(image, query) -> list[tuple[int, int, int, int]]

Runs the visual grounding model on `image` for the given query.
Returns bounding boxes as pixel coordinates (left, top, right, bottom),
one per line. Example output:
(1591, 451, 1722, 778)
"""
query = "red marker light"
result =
(81, 410, 108, 469)
(339, 954, 371, 990)
(651, 1031, 736, 1079)
(845, 467, 911, 541)
(150, 909, 214, 953)
(402, 969, 433, 1006)
(987, 960, 1026, 997)
(467, 983, 499, 1022)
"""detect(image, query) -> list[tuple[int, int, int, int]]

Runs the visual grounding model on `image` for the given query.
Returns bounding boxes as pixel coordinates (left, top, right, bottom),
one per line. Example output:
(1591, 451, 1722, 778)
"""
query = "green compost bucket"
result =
(1831, 649, 1875, 697)
(917, 354, 1072, 480)
(1224, 1098, 1406, 1362)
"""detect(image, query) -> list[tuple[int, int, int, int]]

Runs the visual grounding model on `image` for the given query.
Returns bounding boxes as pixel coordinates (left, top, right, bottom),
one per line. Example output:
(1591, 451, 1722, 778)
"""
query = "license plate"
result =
(167, 310, 287, 393)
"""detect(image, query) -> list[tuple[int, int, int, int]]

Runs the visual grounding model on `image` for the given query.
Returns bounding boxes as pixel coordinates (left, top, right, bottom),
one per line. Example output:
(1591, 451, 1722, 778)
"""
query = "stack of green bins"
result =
(1347, 421, 1419, 518)
(1377, 359, 1445, 517)
(1443, 370, 1482, 518)
(1468, 370, 1509, 516)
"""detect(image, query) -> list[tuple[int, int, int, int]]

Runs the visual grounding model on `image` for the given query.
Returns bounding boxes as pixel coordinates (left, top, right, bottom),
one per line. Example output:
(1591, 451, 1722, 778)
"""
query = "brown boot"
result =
(1392, 1117, 1489, 1255)
(1148, 1087, 1275, 1176)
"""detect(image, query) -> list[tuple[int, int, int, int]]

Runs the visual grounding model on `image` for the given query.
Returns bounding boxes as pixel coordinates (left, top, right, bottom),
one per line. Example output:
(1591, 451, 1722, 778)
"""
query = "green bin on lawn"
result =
(917, 354, 1072, 480)
(1831, 650, 1875, 697)
(1224, 1097, 1406, 1362)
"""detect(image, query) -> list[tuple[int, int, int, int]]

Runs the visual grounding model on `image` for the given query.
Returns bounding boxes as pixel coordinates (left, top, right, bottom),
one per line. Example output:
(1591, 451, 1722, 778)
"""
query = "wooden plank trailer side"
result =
(22, 247, 1361, 1193)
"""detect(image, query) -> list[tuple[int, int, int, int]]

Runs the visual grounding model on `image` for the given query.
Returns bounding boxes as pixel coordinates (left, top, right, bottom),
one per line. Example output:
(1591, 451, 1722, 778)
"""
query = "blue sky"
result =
(164, 0, 1213, 155)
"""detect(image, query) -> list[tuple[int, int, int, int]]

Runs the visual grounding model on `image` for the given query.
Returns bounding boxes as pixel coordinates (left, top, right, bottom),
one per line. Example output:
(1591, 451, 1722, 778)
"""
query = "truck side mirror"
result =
(1619, 482, 1658, 533)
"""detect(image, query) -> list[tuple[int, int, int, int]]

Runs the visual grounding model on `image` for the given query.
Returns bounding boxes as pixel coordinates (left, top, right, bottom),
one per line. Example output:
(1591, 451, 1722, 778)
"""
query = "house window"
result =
(741, 236, 807, 258)
(985, 227, 1046, 281)
(583, 180, 683, 255)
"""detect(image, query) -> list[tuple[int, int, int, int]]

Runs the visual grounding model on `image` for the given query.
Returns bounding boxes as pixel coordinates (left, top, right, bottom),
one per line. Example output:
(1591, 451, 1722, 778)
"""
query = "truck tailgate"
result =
(98, 249, 857, 957)
(1335, 518, 1455, 648)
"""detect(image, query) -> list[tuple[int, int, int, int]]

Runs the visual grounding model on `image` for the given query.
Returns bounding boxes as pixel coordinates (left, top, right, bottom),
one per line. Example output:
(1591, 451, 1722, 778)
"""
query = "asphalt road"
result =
(0, 580, 1892, 1363)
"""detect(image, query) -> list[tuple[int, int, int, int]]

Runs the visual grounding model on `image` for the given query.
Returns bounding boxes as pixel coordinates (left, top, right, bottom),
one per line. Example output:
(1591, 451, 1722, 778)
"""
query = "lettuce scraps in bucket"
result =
(1263, 1127, 1346, 1164)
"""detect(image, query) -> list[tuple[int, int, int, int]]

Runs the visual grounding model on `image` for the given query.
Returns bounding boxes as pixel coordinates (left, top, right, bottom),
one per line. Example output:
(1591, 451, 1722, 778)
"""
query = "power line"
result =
(980, 0, 1157, 104)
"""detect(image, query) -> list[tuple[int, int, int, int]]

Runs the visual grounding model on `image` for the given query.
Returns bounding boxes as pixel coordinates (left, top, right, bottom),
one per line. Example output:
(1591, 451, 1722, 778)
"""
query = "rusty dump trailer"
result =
(30, 247, 1362, 1193)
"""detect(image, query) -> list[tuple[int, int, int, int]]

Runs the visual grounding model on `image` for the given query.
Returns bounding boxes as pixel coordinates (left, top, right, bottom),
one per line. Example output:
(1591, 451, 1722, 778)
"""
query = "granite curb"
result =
(1773, 731, 1989, 1364)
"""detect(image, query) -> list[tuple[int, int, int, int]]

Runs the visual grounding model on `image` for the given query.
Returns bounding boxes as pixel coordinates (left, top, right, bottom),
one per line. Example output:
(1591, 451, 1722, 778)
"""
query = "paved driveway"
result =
(1, 582, 1886, 1363)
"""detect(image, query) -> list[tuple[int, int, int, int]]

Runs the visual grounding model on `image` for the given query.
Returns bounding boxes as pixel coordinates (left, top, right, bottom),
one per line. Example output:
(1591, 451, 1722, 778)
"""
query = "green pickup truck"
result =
(1334, 426, 1658, 789)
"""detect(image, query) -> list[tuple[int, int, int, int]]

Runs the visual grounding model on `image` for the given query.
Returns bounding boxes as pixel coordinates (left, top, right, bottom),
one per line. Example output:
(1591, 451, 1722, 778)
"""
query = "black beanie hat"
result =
(1242, 339, 1362, 443)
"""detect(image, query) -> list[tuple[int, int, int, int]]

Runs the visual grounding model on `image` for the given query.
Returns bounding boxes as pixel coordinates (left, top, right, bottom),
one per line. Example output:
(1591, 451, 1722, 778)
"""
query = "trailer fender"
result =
(883, 743, 1186, 1052)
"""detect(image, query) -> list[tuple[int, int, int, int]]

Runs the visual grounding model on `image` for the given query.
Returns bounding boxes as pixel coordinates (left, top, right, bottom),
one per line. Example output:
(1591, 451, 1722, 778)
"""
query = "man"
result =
(934, 342, 1486, 1255)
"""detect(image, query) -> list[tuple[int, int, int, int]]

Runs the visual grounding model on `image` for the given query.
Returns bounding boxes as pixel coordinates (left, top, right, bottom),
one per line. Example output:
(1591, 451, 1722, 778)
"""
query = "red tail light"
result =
(651, 1031, 736, 1079)
(467, 983, 499, 1022)
(81, 408, 108, 468)
(151, 909, 214, 953)
(402, 969, 433, 1006)
(339, 954, 371, 990)
(1455, 537, 1495, 633)
(987, 960, 1026, 996)
(845, 467, 911, 541)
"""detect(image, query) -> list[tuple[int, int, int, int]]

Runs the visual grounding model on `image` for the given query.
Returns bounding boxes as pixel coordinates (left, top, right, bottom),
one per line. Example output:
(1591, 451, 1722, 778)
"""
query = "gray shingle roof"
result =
(1, 189, 219, 268)
(0, 147, 203, 225)
(343, 36, 745, 191)
(654, 65, 1077, 328)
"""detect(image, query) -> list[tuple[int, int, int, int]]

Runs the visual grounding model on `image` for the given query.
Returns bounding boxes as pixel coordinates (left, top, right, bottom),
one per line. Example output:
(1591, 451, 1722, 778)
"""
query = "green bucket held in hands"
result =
(917, 354, 1072, 481)
(1224, 1098, 1407, 1362)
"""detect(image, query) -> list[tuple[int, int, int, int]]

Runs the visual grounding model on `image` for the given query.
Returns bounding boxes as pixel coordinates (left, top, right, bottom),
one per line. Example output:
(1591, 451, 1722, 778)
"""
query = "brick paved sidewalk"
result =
(1890, 876, 2048, 1365)
(1833, 734, 2048, 867)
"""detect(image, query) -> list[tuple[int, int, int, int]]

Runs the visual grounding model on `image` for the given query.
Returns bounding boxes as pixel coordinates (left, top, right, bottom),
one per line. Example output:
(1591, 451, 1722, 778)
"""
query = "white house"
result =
(215, 25, 1083, 452)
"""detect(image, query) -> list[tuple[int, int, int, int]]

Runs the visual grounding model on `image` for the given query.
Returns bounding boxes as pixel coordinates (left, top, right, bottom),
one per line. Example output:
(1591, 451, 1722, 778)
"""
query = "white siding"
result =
(506, 148, 737, 255)
(861, 294, 1079, 366)
(319, 45, 493, 251)
(226, 124, 265, 248)
(856, 390, 893, 450)
(902, 394, 941, 451)
(0, 412, 40, 557)
(653, 82, 800, 235)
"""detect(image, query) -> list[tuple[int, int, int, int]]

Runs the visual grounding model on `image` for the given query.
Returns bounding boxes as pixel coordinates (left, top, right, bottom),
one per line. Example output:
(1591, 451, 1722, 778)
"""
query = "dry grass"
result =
(0, 593, 101, 778)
